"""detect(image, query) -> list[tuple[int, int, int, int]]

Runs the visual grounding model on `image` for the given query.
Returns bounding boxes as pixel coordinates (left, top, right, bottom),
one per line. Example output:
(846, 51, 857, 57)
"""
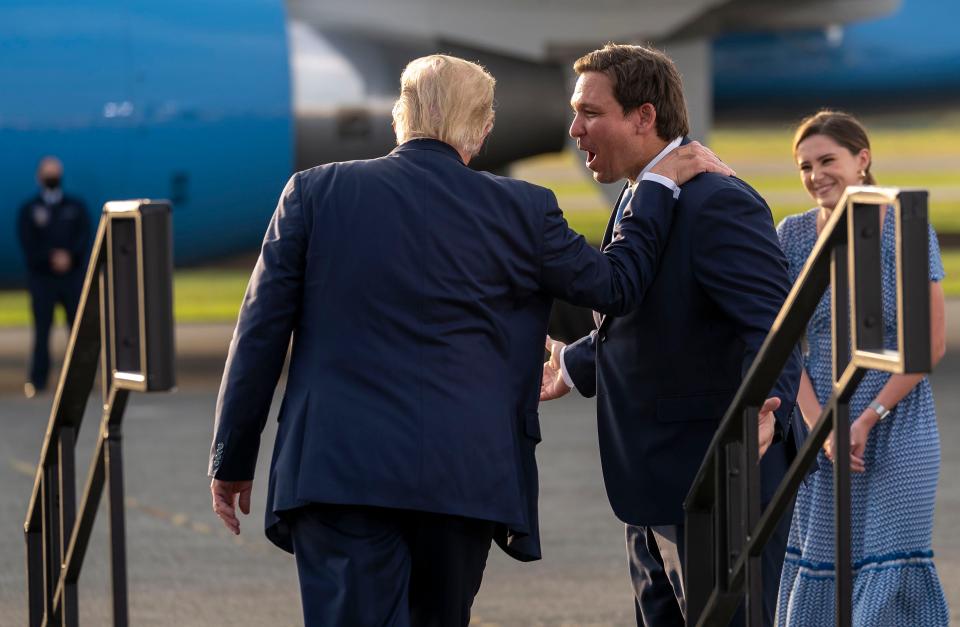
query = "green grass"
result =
(3, 251, 957, 328)
(943, 250, 960, 290)
(171, 270, 250, 322)
(0, 269, 251, 327)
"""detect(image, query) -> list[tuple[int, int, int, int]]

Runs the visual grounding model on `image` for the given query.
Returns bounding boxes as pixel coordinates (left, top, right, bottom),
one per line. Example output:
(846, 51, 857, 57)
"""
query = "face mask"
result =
(41, 177, 61, 190)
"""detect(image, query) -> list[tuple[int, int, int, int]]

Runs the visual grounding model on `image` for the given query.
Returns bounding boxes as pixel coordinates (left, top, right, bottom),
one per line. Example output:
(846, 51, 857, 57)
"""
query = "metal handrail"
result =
(24, 200, 174, 627)
(683, 187, 932, 626)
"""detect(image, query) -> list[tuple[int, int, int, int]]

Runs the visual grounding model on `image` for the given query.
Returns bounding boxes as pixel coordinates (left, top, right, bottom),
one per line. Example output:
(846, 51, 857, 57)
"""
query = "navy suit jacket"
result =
(564, 151, 803, 526)
(208, 139, 679, 560)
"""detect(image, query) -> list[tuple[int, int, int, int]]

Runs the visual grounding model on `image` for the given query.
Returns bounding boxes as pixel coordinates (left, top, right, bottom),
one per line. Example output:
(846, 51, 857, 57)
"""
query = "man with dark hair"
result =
(208, 54, 731, 627)
(17, 156, 90, 398)
(541, 43, 803, 626)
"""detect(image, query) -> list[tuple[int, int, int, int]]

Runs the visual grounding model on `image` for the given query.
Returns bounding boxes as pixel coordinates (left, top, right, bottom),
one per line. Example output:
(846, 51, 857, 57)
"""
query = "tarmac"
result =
(1, 309, 959, 625)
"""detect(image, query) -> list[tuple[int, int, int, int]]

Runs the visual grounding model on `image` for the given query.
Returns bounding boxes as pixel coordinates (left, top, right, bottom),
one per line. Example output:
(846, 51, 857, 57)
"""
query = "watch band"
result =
(868, 400, 891, 421)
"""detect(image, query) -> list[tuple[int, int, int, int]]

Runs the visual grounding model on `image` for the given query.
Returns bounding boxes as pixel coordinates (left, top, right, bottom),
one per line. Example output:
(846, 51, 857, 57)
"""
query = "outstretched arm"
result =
(539, 143, 735, 401)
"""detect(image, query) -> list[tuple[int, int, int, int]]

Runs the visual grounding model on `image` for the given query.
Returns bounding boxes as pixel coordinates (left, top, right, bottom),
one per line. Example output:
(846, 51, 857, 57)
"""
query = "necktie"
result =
(613, 186, 634, 229)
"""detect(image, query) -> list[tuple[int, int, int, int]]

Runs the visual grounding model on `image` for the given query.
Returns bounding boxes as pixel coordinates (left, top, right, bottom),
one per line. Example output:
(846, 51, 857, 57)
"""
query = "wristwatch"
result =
(868, 401, 891, 421)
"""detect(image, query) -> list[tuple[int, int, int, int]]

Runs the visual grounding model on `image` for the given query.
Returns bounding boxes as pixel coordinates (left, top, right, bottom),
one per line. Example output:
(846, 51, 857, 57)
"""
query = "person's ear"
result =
(632, 103, 657, 134)
(857, 148, 870, 172)
(482, 120, 494, 141)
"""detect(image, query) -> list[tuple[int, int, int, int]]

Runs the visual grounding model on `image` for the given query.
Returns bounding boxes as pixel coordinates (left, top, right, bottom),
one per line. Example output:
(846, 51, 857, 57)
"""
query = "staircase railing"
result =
(24, 200, 174, 627)
(683, 187, 932, 626)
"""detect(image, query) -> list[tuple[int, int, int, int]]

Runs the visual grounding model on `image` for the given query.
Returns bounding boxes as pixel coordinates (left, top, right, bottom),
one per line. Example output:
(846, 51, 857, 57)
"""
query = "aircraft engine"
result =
(289, 22, 569, 172)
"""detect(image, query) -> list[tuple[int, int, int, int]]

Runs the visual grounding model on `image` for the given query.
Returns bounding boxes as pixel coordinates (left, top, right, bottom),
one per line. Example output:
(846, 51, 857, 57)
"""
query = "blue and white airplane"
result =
(714, 0, 957, 113)
(0, 0, 908, 286)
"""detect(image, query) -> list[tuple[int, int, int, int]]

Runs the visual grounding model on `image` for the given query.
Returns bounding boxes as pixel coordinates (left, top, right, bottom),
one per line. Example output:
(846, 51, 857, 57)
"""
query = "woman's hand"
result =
(823, 412, 877, 472)
(848, 412, 878, 472)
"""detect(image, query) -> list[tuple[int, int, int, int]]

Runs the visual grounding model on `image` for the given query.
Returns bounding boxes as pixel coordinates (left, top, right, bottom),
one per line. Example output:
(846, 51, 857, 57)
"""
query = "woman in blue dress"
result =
(775, 110, 949, 625)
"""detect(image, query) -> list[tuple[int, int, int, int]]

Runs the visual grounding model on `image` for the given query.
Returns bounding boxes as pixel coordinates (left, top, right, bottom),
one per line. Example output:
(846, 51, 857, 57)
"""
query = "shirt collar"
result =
(631, 136, 683, 189)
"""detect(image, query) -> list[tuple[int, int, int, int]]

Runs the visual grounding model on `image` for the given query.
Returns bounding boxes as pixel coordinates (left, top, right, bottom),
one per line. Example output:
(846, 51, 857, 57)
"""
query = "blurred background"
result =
(1, 0, 958, 623)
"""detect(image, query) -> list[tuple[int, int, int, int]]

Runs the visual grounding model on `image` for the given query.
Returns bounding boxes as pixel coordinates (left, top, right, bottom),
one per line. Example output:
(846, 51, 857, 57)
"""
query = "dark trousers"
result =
(627, 500, 793, 627)
(286, 504, 495, 627)
(27, 272, 83, 389)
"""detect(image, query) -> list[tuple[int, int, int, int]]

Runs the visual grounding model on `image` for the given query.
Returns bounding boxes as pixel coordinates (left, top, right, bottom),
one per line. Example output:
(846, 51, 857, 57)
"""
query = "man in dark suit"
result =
(541, 44, 803, 626)
(207, 54, 732, 626)
(16, 156, 91, 398)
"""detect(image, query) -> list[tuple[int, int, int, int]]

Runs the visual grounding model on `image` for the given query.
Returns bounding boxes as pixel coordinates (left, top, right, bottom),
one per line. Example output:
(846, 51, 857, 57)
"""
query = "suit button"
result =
(599, 332, 607, 343)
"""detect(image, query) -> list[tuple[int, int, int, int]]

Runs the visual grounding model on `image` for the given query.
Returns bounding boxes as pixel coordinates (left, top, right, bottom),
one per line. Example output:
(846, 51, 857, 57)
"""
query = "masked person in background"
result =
(17, 156, 91, 398)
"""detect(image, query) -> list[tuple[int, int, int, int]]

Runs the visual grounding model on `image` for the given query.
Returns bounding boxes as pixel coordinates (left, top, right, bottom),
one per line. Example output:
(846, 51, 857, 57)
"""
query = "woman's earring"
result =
(859, 169, 867, 182)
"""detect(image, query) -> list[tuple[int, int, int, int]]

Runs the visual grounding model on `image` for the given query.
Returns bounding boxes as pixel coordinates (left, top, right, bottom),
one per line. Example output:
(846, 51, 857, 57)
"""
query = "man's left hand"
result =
(758, 396, 780, 459)
(650, 141, 735, 186)
(211, 479, 253, 535)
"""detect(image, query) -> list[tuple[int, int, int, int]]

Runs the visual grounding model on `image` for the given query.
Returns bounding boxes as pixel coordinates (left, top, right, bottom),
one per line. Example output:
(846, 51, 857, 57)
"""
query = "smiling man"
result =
(541, 44, 804, 626)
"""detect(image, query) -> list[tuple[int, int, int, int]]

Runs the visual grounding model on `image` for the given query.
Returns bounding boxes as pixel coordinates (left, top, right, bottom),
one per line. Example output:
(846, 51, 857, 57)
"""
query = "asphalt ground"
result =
(0, 322, 958, 625)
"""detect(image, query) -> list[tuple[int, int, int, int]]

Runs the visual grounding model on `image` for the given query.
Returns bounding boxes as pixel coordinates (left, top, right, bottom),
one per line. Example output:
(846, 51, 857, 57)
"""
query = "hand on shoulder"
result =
(650, 141, 735, 186)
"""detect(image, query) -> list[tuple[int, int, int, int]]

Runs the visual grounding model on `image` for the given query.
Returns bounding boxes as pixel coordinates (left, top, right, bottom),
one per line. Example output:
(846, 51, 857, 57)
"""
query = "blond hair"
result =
(392, 55, 495, 157)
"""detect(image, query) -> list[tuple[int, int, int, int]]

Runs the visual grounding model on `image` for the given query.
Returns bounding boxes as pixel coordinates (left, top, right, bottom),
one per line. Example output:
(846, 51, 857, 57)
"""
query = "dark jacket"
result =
(208, 139, 679, 560)
(17, 193, 90, 275)
(564, 157, 803, 526)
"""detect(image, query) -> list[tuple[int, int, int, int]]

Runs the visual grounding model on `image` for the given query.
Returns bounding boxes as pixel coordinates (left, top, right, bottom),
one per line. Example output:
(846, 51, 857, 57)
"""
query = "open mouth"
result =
(586, 150, 597, 167)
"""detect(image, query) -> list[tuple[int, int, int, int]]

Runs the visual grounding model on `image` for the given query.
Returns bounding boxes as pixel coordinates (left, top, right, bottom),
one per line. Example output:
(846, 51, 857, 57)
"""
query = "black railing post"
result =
(106, 389, 130, 627)
(726, 440, 742, 577)
(24, 200, 173, 627)
(58, 425, 79, 627)
(685, 505, 713, 624)
(742, 406, 762, 627)
(25, 498, 44, 626)
(833, 399, 852, 627)
(831, 240, 851, 383)
(851, 203, 884, 352)
(899, 191, 932, 373)
(714, 448, 728, 602)
(42, 463, 61, 621)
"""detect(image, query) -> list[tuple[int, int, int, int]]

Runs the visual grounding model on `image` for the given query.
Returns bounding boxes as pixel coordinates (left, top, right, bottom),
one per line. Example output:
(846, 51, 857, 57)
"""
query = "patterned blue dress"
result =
(774, 206, 949, 625)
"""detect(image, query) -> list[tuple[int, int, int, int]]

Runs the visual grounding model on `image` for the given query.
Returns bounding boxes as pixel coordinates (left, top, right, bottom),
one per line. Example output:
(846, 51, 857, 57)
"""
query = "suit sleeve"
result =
(539, 180, 675, 398)
(691, 188, 802, 436)
(208, 174, 308, 479)
(539, 180, 676, 316)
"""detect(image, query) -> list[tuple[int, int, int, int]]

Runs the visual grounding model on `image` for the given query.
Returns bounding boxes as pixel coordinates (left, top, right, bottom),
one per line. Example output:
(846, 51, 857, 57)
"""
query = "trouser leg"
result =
(27, 276, 54, 389)
(287, 504, 412, 627)
(627, 524, 685, 627)
(406, 511, 494, 627)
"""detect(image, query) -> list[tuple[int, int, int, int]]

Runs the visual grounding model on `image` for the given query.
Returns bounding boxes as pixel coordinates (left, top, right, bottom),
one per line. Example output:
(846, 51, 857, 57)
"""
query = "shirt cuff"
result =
(559, 345, 576, 390)
(641, 172, 681, 199)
